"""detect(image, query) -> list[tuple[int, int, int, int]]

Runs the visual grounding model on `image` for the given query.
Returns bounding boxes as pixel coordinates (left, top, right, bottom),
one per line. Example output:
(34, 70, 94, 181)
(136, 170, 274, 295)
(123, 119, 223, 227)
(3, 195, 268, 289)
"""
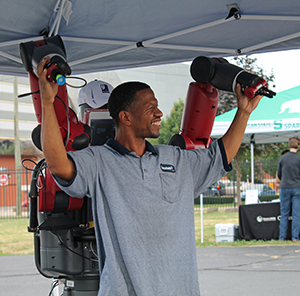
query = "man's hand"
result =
(37, 56, 59, 105)
(38, 56, 75, 182)
(236, 84, 263, 114)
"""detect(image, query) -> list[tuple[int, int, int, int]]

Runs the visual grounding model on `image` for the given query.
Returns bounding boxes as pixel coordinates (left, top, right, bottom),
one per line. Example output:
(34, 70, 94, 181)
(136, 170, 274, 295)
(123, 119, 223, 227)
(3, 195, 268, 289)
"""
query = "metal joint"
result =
(226, 4, 241, 20)
(136, 41, 144, 48)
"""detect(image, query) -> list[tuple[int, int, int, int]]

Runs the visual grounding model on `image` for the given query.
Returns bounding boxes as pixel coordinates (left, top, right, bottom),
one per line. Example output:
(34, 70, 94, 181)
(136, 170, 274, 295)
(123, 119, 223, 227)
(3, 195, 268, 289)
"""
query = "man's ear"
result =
(119, 110, 131, 126)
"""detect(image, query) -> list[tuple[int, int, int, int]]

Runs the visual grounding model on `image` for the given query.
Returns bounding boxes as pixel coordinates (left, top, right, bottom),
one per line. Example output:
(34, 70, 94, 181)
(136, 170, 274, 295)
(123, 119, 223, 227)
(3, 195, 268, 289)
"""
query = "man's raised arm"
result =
(38, 57, 75, 182)
(221, 84, 263, 164)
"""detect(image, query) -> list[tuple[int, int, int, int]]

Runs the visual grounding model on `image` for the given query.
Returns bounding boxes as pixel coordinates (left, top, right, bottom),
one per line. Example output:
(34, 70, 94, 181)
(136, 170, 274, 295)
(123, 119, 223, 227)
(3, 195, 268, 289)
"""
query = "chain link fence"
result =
(194, 160, 279, 209)
(1, 160, 280, 219)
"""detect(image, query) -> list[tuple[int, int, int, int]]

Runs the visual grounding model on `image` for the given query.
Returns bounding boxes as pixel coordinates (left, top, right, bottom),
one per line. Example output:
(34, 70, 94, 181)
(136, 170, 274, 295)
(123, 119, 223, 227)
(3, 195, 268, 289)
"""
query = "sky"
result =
(237, 48, 300, 93)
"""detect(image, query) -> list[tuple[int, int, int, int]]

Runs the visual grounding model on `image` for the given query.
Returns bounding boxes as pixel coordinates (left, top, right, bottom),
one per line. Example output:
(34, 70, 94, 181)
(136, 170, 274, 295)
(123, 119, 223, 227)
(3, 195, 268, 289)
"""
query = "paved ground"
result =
(196, 245, 300, 296)
(0, 255, 53, 296)
(1, 245, 300, 295)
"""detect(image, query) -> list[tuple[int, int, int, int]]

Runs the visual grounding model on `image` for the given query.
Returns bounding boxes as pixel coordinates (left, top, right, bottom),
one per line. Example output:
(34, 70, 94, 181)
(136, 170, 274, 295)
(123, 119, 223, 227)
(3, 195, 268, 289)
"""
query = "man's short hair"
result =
(288, 137, 300, 149)
(108, 81, 150, 126)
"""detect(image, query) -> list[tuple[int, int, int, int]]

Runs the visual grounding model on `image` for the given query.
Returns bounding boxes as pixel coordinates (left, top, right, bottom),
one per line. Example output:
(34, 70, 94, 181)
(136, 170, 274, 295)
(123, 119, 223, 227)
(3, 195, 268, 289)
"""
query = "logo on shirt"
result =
(160, 164, 176, 173)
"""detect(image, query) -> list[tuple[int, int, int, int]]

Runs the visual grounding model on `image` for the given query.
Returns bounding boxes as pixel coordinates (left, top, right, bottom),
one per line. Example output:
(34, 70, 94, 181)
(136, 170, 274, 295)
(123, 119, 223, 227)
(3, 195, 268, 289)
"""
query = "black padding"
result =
(31, 125, 42, 151)
(168, 134, 186, 149)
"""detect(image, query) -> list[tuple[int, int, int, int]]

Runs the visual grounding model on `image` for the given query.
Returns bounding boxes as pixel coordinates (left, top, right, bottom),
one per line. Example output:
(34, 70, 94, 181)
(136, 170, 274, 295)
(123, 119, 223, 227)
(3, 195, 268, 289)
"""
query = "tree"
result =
(1, 140, 14, 154)
(217, 55, 280, 205)
(217, 55, 275, 116)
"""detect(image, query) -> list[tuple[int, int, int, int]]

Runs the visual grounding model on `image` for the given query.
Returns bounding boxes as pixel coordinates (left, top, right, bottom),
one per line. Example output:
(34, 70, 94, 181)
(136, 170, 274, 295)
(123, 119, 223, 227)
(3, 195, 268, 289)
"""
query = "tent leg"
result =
(200, 194, 203, 244)
(251, 142, 254, 184)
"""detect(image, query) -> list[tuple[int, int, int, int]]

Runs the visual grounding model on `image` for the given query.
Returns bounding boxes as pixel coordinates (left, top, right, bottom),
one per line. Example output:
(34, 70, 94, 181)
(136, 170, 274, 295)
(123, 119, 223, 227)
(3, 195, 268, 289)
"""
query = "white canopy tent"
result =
(211, 85, 300, 183)
(0, 1, 300, 76)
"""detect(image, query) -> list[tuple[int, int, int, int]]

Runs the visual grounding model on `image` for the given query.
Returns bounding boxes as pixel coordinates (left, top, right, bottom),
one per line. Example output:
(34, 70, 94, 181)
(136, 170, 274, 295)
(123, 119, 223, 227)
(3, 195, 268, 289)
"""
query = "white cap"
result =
(78, 80, 114, 108)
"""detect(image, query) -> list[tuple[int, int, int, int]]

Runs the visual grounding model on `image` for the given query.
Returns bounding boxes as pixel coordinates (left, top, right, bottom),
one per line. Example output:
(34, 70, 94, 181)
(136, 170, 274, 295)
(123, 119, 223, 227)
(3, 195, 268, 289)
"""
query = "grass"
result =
(0, 209, 297, 256)
(194, 207, 297, 247)
(194, 208, 239, 246)
(0, 219, 34, 255)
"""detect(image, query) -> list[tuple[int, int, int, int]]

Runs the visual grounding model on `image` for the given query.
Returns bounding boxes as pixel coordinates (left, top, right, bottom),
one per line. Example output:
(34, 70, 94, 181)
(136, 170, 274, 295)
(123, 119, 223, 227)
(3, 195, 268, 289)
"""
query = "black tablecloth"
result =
(239, 202, 291, 240)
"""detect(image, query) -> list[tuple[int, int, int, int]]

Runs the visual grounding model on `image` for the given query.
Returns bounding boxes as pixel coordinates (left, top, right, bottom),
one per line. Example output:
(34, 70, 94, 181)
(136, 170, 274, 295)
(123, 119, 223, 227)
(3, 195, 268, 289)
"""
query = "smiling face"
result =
(128, 88, 163, 139)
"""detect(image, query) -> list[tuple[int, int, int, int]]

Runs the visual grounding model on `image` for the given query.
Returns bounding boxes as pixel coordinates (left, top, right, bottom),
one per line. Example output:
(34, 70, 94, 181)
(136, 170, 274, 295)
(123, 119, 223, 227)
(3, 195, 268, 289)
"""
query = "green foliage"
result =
(259, 195, 279, 202)
(194, 196, 234, 205)
(216, 54, 276, 116)
(216, 91, 236, 116)
(0, 140, 42, 156)
(257, 142, 289, 161)
(150, 98, 184, 145)
(217, 54, 275, 116)
(234, 55, 275, 86)
(1, 140, 14, 154)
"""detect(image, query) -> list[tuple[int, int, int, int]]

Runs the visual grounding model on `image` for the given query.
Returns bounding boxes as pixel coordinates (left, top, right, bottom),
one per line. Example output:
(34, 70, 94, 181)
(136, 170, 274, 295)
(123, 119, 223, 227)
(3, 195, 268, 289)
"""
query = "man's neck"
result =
(114, 134, 146, 157)
(290, 148, 298, 153)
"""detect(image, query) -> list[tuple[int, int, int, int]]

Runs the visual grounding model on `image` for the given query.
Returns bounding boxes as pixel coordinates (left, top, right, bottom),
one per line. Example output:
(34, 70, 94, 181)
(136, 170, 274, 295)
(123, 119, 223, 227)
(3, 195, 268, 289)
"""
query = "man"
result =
(38, 56, 263, 296)
(275, 149, 289, 192)
(277, 137, 300, 241)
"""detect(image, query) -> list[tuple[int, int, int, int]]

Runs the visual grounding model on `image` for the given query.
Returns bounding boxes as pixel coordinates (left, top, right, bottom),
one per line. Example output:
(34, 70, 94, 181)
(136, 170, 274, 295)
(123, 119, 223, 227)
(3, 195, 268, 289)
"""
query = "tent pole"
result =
(14, 76, 22, 216)
(200, 194, 203, 244)
(250, 141, 254, 184)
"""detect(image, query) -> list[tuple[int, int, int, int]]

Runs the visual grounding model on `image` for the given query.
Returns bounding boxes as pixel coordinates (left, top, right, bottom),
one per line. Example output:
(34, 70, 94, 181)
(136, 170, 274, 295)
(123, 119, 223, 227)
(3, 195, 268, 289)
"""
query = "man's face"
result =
(128, 88, 163, 139)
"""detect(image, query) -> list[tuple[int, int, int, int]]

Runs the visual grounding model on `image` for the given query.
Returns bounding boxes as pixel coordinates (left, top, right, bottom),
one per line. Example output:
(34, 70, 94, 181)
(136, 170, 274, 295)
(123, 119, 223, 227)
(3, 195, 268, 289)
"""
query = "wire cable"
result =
(17, 90, 40, 98)
(17, 76, 87, 98)
(90, 240, 99, 259)
(23, 159, 98, 263)
(66, 76, 87, 88)
(48, 279, 59, 296)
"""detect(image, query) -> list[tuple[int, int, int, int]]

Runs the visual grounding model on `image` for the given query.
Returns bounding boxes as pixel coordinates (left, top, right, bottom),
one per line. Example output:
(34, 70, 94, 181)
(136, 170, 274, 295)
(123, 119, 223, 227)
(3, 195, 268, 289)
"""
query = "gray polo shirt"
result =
(56, 138, 231, 296)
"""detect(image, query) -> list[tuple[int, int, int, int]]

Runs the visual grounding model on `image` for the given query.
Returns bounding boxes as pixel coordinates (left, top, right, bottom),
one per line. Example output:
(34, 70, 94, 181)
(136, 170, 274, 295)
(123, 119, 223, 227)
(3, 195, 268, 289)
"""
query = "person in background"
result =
(277, 138, 300, 242)
(275, 149, 289, 192)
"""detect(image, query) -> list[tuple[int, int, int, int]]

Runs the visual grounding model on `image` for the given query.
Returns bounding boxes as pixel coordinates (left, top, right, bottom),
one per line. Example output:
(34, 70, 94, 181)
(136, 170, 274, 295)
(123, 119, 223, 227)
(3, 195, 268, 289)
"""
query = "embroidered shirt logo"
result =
(160, 164, 176, 173)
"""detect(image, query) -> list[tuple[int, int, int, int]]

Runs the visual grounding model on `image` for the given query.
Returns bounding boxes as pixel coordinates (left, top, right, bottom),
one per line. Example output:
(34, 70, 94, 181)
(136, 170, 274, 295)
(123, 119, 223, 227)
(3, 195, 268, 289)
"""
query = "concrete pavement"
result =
(197, 245, 300, 296)
(0, 255, 53, 296)
(1, 245, 300, 295)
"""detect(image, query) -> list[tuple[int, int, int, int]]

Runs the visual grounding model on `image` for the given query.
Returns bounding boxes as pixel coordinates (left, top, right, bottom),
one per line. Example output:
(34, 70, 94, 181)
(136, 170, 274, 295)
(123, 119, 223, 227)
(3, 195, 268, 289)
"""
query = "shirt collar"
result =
(106, 138, 157, 155)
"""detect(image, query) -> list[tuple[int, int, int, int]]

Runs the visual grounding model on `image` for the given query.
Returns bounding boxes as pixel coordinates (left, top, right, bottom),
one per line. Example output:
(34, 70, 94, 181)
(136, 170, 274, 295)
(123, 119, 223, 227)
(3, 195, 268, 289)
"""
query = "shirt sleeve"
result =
(53, 147, 98, 198)
(185, 138, 232, 197)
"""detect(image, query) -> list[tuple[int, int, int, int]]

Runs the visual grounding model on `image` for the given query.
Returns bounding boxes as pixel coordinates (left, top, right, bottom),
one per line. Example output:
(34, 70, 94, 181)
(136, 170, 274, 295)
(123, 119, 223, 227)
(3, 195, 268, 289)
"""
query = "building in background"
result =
(0, 75, 36, 140)
(70, 62, 192, 119)
(0, 63, 192, 143)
